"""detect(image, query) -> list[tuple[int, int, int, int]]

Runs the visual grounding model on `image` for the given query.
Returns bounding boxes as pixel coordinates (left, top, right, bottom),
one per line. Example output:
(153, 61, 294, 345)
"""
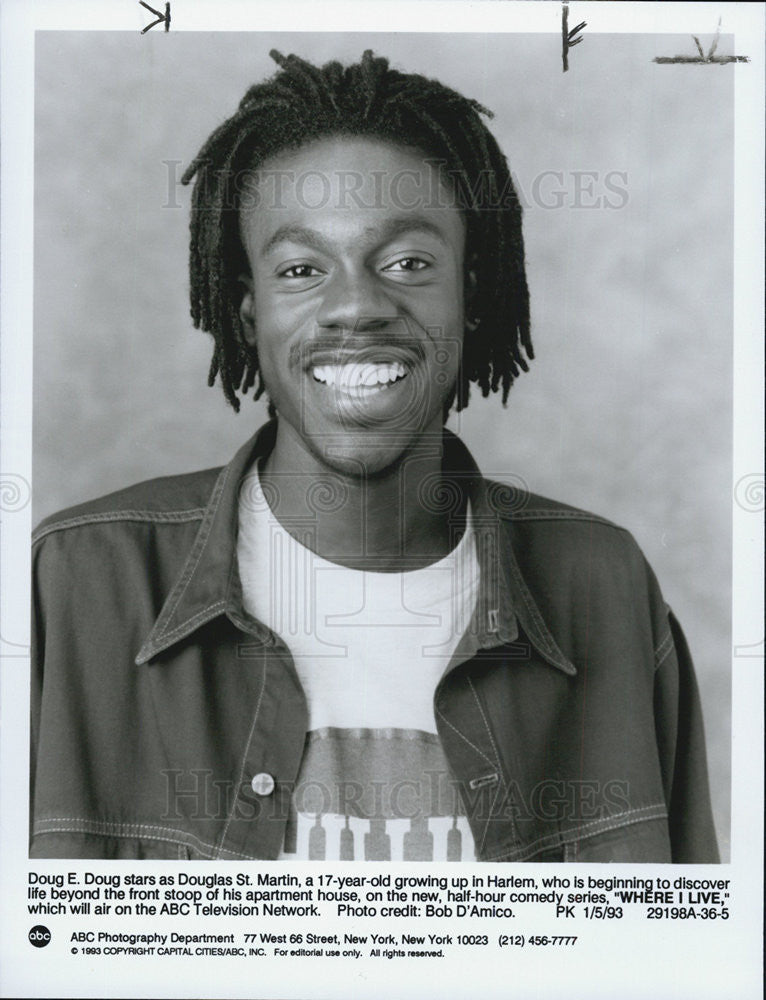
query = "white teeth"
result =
(311, 365, 336, 385)
(312, 361, 408, 389)
(338, 365, 360, 388)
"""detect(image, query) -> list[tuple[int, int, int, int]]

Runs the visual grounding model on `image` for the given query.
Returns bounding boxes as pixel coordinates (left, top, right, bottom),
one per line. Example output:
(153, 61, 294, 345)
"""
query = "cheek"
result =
(426, 285, 465, 358)
(251, 290, 305, 364)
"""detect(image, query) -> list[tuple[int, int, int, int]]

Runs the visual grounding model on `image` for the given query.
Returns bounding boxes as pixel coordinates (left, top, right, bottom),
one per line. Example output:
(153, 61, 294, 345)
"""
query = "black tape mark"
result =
(654, 18, 748, 65)
(562, 2, 586, 73)
(140, 1, 171, 34)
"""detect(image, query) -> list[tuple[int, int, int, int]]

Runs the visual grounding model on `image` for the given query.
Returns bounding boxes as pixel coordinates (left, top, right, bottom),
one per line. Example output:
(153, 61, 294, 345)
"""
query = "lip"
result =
(301, 343, 425, 372)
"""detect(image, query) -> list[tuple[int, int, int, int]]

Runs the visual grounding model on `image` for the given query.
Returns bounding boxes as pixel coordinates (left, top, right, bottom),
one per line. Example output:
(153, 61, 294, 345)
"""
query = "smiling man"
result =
(30, 51, 718, 862)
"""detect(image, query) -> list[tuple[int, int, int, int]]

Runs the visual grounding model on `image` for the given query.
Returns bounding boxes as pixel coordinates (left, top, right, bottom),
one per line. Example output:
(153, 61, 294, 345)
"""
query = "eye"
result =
(382, 257, 429, 273)
(279, 263, 323, 278)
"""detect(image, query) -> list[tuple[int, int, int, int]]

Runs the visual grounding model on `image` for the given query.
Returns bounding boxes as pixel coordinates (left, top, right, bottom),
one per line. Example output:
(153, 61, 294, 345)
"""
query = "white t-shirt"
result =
(237, 465, 480, 861)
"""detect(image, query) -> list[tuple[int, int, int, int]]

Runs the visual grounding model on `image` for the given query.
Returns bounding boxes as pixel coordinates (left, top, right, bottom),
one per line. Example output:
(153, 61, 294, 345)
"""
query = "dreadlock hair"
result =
(181, 49, 533, 414)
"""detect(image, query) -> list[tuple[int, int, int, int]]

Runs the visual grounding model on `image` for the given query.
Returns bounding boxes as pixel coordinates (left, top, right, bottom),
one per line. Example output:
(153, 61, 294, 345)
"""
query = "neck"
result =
(259, 420, 466, 572)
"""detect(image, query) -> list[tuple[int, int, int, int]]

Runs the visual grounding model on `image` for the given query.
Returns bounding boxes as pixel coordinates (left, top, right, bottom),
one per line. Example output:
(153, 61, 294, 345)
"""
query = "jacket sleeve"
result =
(653, 608, 719, 863)
(29, 540, 44, 851)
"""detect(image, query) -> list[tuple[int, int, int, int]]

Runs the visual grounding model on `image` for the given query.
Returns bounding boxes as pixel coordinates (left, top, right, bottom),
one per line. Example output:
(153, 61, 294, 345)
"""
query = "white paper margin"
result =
(1, 2, 763, 998)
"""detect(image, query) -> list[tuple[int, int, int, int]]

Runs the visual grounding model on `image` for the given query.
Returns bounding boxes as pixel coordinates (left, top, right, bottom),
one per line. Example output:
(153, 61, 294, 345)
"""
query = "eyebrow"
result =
(261, 224, 334, 258)
(260, 215, 452, 258)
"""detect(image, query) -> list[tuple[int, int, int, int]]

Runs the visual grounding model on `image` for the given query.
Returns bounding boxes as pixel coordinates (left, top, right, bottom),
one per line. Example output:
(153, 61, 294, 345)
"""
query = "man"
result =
(31, 51, 718, 861)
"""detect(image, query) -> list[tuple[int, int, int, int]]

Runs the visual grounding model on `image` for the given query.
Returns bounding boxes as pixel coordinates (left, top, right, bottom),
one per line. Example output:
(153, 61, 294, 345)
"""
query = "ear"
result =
(238, 274, 257, 347)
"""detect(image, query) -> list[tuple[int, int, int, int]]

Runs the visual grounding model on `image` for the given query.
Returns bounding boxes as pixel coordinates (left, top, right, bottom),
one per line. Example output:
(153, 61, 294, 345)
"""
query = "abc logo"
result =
(28, 925, 51, 948)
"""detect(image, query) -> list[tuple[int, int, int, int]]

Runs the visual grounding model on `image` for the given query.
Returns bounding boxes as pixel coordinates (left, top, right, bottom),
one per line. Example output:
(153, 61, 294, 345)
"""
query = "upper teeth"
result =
(312, 362, 407, 388)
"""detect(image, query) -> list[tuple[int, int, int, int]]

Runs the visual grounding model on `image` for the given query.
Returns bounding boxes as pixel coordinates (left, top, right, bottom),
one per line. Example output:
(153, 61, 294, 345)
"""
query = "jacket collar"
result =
(136, 420, 575, 675)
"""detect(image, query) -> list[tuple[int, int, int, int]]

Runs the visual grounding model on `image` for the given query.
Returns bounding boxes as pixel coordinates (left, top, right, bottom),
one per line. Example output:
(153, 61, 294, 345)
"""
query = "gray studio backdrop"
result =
(33, 32, 732, 856)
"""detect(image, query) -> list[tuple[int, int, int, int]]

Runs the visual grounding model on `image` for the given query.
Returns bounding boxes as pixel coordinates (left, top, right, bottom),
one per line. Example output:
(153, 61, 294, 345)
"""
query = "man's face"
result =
(238, 136, 467, 477)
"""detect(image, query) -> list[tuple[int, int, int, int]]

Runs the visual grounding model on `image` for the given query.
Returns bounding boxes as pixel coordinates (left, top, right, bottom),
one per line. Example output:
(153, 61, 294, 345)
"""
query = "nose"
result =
(316, 266, 399, 333)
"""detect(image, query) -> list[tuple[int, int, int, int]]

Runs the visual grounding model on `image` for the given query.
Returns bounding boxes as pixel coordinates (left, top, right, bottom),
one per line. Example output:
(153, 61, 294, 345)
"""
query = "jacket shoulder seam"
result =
(510, 508, 629, 532)
(32, 508, 206, 546)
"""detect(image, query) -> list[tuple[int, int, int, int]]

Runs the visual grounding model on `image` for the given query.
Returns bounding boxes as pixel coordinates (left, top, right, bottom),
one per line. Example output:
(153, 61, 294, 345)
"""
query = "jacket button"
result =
(251, 772, 275, 796)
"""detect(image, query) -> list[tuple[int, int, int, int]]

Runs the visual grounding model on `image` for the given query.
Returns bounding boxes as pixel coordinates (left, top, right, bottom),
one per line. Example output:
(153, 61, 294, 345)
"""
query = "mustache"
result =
(289, 337, 427, 372)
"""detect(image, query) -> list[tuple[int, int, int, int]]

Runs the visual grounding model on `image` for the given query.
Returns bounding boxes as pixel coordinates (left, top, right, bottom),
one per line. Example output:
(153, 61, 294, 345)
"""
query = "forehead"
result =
(239, 136, 464, 248)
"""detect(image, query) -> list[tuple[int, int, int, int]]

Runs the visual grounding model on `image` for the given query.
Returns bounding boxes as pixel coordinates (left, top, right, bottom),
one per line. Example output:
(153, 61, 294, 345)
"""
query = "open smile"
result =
(312, 360, 409, 394)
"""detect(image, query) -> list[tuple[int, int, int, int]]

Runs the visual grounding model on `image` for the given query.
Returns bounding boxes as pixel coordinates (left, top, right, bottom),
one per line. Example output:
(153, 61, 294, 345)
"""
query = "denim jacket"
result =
(30, 422, 718, 862)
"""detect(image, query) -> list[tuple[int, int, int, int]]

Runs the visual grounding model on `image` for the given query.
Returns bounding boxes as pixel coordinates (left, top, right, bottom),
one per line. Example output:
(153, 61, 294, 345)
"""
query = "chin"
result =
(307, 428, 439, 480)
